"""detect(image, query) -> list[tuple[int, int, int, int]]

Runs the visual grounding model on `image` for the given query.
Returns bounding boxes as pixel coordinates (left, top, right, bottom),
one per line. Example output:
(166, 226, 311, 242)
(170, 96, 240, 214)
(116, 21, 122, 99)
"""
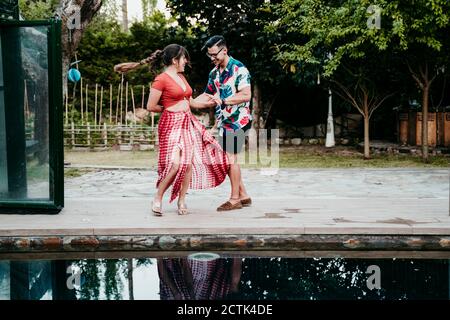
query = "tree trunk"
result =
(127, 259, 134, 300)
(251, 83, 261, 131)
(421, 86, 429, 162)
(364, 104, 370, 159)
(122, 0, 128, 32)
(60, 0, 102, 98)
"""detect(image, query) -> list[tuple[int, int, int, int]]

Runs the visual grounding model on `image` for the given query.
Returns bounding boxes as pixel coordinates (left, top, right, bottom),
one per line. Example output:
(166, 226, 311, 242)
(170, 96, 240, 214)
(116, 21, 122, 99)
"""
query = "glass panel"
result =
(0, 37, 7, 196)
(0, 25, 50, 201)
(0, 261, 10, 300)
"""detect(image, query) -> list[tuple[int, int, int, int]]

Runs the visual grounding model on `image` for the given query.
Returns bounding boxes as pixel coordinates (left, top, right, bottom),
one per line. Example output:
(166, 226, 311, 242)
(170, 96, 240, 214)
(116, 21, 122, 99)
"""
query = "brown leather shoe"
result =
(217, 200, 243, 211)
(240, 197, 252, 207)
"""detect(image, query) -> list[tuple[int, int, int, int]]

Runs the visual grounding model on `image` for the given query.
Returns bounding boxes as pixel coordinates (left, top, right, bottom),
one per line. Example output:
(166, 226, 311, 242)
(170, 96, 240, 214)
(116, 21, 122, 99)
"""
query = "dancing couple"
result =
(114, 35, 252, 216)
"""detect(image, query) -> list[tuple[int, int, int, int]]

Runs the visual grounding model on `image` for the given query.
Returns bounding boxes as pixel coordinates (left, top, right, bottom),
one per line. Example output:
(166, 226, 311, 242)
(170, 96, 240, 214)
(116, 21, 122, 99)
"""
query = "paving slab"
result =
(0, 168, 448, 252)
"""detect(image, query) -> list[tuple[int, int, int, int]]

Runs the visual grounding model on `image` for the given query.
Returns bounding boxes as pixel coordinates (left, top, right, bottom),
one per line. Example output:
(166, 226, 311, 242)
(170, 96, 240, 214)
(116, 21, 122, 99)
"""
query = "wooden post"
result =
(85, 83, 89, 123)
(131, 85, 136, 126)
(65, 92, 69, 126)
(71, 121, 75, 149)
(87, 122, 91, 148)
(94, 83, 98, 126)
(130, 123, 134, 146)
(125, 81, 129, 126)
(80, 77, 84, 124)
(71, 82, 76, 124)
(109, 84, 113, 124)
(120, 74, 124, 125)
(118, 127, 122, 145)
(115, 83, 121, 125)
(141, 85, 145, 111)
(99, 86, 103, 125)
(103, 122, 108, 148)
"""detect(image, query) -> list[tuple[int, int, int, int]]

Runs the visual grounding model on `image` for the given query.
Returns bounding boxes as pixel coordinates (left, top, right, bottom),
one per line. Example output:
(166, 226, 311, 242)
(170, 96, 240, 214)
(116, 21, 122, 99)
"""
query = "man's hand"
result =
(205, 93, 222, 106)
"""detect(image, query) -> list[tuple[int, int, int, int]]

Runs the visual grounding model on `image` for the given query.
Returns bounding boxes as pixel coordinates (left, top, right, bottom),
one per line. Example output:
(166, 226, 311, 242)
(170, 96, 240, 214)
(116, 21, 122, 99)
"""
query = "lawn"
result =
(64, 146, 449, 173)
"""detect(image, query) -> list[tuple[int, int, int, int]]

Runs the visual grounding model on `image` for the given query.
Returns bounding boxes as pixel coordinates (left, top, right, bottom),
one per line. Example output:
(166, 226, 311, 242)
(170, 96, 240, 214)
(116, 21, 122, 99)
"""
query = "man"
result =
(193, 35, 252, 211)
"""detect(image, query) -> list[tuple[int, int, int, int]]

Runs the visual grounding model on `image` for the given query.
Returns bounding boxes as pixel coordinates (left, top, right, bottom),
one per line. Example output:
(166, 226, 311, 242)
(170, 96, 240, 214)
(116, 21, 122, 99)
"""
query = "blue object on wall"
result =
(67, 68, 81, 83)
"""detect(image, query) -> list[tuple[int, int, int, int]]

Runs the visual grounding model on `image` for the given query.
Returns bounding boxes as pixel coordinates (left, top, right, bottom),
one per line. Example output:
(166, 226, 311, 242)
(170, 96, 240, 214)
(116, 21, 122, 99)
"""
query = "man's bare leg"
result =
(239, 176, 249, 200)
(227, 152, 242, 205)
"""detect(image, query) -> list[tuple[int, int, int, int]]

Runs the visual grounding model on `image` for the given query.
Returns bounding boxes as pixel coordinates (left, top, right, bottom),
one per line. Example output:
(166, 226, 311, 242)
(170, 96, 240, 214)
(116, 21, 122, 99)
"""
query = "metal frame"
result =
(0, 19, 63, 214)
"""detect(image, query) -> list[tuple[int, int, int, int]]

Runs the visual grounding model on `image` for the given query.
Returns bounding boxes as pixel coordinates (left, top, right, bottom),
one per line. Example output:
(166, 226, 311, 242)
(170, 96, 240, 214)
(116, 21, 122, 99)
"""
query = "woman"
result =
(114, 44, 229, 216)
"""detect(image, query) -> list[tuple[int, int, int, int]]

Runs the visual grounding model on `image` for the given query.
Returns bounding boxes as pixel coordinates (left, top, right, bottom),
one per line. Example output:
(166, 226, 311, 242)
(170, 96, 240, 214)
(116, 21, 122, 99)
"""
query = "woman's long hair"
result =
(114, 44, 190, 73)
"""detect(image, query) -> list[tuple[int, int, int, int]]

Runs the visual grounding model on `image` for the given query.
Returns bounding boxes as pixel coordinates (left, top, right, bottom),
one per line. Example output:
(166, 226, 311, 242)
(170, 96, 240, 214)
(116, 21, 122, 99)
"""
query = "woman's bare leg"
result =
(177, 148, 193, 214)
(153, 147, 182, 203)
(178, 164, 192, 204)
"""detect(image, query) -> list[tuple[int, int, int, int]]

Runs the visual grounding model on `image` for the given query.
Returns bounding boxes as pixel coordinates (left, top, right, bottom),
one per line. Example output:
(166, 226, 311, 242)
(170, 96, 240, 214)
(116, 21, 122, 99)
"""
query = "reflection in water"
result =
(0, 256, 448, 300)
(158, 256, 241, 300)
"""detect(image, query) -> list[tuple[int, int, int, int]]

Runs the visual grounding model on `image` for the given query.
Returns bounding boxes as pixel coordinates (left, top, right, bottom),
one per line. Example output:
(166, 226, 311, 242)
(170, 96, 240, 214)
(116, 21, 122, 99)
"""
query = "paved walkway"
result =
(0, 168, 448, 237)
(1, 168, 449, 253)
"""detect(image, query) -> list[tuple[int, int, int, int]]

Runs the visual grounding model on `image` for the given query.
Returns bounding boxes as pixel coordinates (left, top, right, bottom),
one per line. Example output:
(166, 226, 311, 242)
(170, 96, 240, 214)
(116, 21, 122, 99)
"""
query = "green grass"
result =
(64, 168, 94, 178)
(64, 146, 449, 169)
(65, 150, 157, 168)
(272, 147, 449, 168)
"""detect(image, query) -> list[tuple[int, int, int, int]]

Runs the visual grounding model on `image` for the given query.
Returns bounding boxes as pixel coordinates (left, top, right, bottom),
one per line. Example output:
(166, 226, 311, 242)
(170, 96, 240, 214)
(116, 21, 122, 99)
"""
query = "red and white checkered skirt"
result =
(157, 110, 229, 203)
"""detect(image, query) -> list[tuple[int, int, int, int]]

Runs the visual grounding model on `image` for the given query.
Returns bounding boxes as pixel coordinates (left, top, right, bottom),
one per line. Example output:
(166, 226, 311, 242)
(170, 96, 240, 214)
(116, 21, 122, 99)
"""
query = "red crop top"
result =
(151, 72, 193, 108)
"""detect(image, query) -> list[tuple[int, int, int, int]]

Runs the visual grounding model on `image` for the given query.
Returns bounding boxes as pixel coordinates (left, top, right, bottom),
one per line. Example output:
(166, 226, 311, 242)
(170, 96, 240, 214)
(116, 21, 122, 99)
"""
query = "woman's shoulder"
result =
(155, 72, 169, 81)
(152, 72, 169, 90)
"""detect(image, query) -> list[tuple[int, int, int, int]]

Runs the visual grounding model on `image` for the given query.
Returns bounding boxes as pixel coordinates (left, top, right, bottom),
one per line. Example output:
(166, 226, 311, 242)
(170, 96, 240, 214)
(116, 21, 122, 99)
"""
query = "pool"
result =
(1, 252, 449, 300)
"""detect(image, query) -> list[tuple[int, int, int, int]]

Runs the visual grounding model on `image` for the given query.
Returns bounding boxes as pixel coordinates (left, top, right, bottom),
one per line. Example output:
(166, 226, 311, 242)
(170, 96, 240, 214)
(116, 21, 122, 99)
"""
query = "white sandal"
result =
(152, 201, 162, 216)
(177, 200, 188, 215)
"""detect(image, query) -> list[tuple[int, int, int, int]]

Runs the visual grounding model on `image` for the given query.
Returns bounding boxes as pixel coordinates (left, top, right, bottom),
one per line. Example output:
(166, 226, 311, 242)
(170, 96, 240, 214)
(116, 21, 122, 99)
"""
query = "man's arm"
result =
(190, 93, 217, 109)
(210, 86, 251, 106)
(223, 86, 251, 105)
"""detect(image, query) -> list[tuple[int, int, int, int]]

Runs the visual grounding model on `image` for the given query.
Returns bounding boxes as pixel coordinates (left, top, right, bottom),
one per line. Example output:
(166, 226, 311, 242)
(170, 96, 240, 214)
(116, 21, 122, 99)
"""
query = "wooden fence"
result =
(64, 123, 158, 150)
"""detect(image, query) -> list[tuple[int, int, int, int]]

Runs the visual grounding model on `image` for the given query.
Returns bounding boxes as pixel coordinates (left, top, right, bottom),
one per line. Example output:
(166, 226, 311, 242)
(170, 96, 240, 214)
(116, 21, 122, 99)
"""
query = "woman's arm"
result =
(190, 93, 217, 109)
(146, 88, 164, 113)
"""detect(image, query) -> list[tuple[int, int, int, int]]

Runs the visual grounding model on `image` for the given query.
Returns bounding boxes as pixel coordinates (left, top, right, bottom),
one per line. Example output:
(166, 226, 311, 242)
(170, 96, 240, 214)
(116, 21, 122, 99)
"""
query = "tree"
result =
(166, 0, 288, 129)
(388, 0, 450, 162)
(266, 0, 450, 161)
(141, 0, 157, 20)
(265, 0, 398, 158)
(19, 0, 103, 96)
(121, 0, 128, 32)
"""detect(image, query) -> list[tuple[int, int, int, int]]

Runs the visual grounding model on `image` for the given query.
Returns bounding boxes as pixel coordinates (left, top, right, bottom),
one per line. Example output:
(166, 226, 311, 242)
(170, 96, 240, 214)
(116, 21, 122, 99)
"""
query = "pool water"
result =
(0, 254, 449, 300)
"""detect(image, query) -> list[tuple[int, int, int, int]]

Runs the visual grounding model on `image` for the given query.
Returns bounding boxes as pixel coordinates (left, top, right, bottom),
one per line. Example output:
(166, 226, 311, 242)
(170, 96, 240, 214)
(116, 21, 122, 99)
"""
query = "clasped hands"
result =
(204, 93, 223, 107)
(167, 94, 224, 113)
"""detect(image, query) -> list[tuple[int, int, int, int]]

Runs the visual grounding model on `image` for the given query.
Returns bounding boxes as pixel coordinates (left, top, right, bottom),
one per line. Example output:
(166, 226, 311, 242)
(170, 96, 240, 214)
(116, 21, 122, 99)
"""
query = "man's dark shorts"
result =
(218, 122, 252, 154)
